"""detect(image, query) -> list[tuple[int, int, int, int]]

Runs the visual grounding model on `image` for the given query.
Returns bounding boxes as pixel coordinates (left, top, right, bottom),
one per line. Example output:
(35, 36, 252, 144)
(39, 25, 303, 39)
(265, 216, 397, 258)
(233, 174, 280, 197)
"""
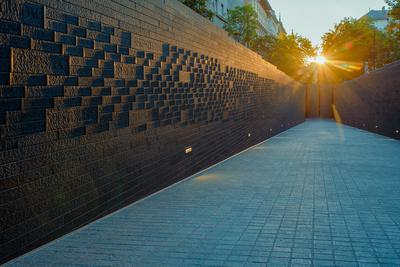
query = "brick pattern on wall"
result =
(334, 61, 400, 139)
(0, 0, 305, 263)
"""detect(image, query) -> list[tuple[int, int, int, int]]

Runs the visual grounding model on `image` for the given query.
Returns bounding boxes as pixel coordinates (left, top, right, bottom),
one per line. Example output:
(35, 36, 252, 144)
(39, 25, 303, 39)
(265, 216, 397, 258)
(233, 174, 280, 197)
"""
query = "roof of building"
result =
(362, 9, 389, 20)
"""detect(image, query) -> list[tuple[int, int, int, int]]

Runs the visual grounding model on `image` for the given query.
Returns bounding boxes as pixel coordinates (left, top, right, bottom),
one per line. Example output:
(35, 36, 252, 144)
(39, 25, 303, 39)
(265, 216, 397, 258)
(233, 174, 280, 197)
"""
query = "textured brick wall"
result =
(0, 0, 305, 262)
(334, 61, 400, 139)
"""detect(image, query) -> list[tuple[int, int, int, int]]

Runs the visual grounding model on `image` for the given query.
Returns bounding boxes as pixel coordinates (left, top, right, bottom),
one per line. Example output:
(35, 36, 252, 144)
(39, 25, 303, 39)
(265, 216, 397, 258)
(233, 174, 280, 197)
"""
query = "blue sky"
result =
(268, 0, 388, 46)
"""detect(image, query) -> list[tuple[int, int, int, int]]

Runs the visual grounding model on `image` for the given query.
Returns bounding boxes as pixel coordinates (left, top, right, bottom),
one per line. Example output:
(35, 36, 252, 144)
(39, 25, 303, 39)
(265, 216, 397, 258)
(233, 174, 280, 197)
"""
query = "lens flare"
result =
(306, 55, 327, 65)
(315, 55, 327, 65)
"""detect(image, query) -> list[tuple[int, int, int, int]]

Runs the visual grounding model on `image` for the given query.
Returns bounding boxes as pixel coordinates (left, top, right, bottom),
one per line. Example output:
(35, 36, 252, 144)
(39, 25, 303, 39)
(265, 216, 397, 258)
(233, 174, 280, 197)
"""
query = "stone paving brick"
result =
(6, 120, 400, 266)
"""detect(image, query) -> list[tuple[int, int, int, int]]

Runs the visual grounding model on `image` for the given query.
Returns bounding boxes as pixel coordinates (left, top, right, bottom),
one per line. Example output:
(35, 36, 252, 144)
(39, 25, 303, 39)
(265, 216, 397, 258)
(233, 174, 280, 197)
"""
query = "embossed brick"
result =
(63, 86, 90, 97)
(25, 86, 63, 97)
(70, 56, 98, 68)
(47, 20, 67, 33)
(118, 46, 129, 55)
(63, 45, 83, 57)
(104, 78, 124, 87)
(83, 48, 104, 59)
(23, 98, 53, 110)
(82, 19, 101, 32)
(21, 2, 45, 28)
(92, 68, 114, 78)
(55, 33, 76, 45)
(88, 31, 110, 43)
(114, 62, 134, 79)
(70, 66, 92, 77)
(94, 42, 116, 53)
(136, 65, 150, 80)
(23, 25, 54, 41)
(77, 38, 94, 49)
(92, 87, 111, 96)
(31, 40, 62, 54)
(102, 25, 114, 35)
(46, 108, 79, 131)
(123, 56, 136, 64)
(105, 53, 120, 62)
(6, 110, 46, 124)
(0, 34, 30, 49)
(10, 73, 47, 86)
(0, 0, 22, 21)
(68, 25, 86, 37)
(78, 77, 104, 87)
(47, 9, 78, 25)
(12, 49, 68, 75)
(47, 75, 78, 86)
(0, 19, 21, 35)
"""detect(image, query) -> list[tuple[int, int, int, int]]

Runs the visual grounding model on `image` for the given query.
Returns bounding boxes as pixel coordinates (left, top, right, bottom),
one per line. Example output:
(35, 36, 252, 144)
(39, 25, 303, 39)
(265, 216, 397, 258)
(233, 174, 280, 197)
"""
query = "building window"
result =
(221, 4, 224, 15)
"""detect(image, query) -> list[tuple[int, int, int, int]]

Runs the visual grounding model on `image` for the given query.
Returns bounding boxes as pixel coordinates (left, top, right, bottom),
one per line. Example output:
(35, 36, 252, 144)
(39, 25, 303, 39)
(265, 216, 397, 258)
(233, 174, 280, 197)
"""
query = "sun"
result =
(306, 55, 327, 65)
(314, 55, 327, 65)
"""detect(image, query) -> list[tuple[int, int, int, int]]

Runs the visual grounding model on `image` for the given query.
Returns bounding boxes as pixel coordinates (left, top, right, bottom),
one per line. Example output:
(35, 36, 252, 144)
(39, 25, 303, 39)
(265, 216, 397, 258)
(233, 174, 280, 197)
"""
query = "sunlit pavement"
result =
(7, 120, 400, 267)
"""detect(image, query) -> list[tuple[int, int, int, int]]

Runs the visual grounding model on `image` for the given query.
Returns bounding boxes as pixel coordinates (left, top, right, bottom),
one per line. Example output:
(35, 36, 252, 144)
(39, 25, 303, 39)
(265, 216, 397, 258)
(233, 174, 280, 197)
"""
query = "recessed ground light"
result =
(248, 133, 251, 137)
(270, 128, 272, 131)
(185, 147, 192, 154)
(363, 124, 366, 127)
(396, 130, 399, 134)
(375, 125, 379, 129)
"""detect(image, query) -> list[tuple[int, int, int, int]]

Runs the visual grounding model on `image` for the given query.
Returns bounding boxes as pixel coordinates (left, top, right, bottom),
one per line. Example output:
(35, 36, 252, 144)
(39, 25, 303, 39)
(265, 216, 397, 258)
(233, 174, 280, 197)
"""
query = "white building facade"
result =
(361, 7, 390, 31)
(207, 0, 285, 37)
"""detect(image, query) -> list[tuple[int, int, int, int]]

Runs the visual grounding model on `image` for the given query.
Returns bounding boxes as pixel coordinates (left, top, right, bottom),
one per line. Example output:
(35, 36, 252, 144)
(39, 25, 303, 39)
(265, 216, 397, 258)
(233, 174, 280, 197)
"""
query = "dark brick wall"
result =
(0, 0, 305, 263)
(334, 61, 400, 139)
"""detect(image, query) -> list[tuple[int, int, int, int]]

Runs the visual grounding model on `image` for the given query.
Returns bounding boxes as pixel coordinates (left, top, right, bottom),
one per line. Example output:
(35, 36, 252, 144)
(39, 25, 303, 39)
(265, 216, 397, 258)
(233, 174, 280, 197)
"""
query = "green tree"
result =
(385, 0, 400, 61)
(386, 0, 400, 21)
(252, 33, 316, 80)
(250, 34, 277, 59)
(224, 4, 258, 47)
(179, 0, 213, 19)
(321, 17, 393, 80)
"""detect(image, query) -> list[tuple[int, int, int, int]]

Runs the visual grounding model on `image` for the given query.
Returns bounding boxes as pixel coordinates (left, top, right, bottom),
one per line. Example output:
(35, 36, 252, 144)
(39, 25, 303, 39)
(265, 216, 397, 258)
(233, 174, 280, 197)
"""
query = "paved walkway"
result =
(8, 120, 400, 267)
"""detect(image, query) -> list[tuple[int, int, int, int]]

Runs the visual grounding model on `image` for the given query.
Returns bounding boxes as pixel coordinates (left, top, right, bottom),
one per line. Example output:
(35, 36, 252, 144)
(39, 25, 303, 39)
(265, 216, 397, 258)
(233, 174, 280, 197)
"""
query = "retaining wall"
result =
(334, 61, 400, 139)
(0, 0, 305, 262)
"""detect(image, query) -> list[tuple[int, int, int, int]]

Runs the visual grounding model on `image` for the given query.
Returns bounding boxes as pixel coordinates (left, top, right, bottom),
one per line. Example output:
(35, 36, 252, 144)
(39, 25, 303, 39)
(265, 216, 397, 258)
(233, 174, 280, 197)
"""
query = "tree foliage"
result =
(179, 0, 213, 19)
(321, 17, 397, 80)
(252, 33, 317, 80)
(386, 0, 400, 21)
(224, 4, 315, 80)
(385, 0, 400, 59)
(224, 4, 258, 47)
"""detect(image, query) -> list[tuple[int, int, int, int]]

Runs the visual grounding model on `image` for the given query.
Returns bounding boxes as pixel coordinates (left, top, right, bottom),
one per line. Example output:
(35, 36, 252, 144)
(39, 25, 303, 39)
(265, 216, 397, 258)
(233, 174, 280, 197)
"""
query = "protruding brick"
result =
(47, 9, 78, 25)
(21, 2, 45, 28)
(55, 33, 76, 45)
(12, 48, 68, 75)
(0, 0, 22, 21)
(0, 19, 21, 35)
(23, 25, 54, 41)
(47, 20, 67, 33)
(31, 40, 62, 54)
(68, 25, 86, 37)
(10, 73, 47, 86)
(77, 38, 94, 49)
